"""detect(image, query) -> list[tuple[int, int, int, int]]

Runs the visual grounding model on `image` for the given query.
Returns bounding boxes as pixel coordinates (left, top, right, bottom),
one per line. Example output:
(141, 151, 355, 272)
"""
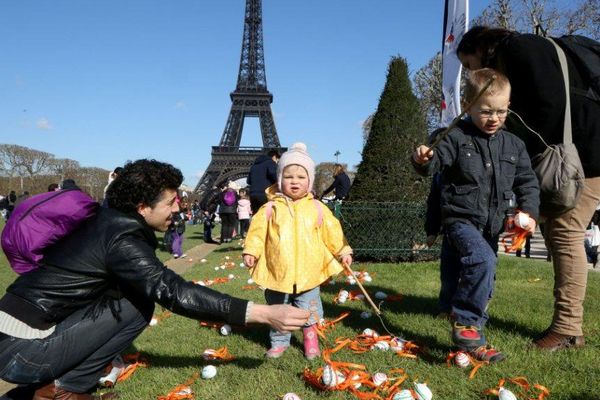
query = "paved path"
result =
(0, 242, 218, 397)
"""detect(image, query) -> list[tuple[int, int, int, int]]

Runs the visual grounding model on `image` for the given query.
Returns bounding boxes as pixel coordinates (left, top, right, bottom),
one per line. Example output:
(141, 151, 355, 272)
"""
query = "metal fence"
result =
(329, 201, 441, 262)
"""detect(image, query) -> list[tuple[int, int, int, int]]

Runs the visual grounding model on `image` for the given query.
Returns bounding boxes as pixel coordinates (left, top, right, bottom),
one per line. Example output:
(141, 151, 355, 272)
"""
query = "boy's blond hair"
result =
(464, 68, 510, 103)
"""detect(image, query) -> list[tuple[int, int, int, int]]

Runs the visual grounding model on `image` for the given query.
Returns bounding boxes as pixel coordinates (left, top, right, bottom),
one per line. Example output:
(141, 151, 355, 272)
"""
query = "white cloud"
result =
(36, 118, 53, 130)
(195, 169, 205, 179)
(175, 100, 187, 109)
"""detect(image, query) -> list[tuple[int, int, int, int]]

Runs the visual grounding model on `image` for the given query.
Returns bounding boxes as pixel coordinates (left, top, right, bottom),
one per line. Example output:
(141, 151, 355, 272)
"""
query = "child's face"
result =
(467, 86, 510, 135)
(281, 165, 310, 200)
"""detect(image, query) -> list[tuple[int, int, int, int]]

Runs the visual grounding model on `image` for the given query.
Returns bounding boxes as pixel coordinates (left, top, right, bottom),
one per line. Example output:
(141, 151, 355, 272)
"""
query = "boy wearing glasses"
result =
(412, 68, 539, 362)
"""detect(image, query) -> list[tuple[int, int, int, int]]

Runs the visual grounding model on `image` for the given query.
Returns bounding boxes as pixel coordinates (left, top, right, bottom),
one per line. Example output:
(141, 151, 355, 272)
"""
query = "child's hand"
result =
(340, 254, 353, 268)
(243, 254, 256, 268)
(413, 145, 434, 165)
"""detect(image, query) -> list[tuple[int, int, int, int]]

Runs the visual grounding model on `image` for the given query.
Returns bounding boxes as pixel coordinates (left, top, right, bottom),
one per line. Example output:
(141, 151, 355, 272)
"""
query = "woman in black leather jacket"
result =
(0, 159, 309, 400)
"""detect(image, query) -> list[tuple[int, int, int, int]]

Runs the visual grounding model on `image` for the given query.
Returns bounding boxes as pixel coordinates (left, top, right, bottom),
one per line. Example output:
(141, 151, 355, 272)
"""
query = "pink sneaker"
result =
(303, 325, 321, 360)
(265, 346, 288, 359)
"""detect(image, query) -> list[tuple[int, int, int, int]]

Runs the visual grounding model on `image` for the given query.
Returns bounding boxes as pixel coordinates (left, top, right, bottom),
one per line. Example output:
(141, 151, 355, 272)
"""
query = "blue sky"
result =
(0, 0, 491, 186)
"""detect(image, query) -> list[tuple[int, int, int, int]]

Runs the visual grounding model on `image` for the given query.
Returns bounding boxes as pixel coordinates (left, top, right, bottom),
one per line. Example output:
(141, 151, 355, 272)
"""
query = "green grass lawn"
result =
(1, 223, 599, 398)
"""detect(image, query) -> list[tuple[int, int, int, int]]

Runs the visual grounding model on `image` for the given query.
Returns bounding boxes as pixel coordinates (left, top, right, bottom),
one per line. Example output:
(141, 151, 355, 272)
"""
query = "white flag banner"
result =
(440, 0, 468, 127)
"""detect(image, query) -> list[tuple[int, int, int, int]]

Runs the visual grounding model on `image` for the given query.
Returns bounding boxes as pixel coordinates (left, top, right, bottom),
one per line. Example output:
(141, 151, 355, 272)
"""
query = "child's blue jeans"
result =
(439, 221, 498, 328)
(264, 287, 323, 349)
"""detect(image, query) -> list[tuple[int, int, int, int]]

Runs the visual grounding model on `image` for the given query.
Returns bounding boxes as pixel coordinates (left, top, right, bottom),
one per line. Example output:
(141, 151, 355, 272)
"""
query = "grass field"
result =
(1, 221, 599, 399)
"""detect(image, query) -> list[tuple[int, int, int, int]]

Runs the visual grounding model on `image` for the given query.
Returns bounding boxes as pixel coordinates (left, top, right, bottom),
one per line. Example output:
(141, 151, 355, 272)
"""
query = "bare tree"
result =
(79, 167, 109, 200)
(413, 52, 443, 130)
(49, 158, 81, 183)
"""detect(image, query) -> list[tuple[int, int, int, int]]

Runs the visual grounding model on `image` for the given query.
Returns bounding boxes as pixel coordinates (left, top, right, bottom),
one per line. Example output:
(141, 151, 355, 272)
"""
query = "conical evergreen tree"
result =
(350, 56, 428, 202)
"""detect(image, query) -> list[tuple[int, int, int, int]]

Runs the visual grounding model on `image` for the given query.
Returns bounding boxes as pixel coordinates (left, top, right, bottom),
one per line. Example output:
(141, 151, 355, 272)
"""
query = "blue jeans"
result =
(264, 287, 322, 348)
(440, 222, 498, 328)
(0, 296, 152, 393)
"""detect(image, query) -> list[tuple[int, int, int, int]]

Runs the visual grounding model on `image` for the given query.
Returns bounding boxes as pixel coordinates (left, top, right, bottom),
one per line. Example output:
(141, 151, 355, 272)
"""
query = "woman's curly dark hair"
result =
(106, 159, 183, 213)
(457, 26, 515, 68)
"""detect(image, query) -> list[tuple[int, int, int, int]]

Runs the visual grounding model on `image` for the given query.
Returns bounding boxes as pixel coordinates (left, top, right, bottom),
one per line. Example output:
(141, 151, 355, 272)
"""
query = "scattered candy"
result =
(247, 278, 254, 284)
(201, 365, 217, 379)
(363, 275, 373, 282)
(200, 258, 207, 263)
(239, 262, 245, 267)
(282, 393, 301, 400)
(371, 341, 390, 351)
(225, 256, 230, 260)
(321, 365, 345, 388)
(372, 372, 388, 387)
(374, 291, 388, 300)
(454, 352, 470, 368)
(219, 324, 232, 336)
(414, 382, 433, 400)
(360, 311, 372, 319)
(498, 387, 518, 400)
(149, 318, 158, 326)
(393, 389, 414, 400)
(362, 328, 379, 337)
(228, 274, 235, 279)
(214, 267, 220, 271)
(390, 337, 405, 351)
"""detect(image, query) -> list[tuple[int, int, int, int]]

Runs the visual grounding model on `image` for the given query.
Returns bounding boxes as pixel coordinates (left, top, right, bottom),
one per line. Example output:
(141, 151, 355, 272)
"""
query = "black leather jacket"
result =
(0, 208, 248, 330)
(414, 119, 540, 237)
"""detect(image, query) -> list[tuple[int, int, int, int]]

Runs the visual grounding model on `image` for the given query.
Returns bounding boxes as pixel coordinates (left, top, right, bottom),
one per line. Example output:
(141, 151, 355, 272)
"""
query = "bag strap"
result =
(546, 37, 573, 145)
(265, 199, 323, 227)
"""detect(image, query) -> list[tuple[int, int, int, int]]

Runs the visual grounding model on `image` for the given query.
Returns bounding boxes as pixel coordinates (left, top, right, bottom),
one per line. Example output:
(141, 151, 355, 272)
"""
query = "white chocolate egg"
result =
(200, 258, 207, 263)
(225, 256, 230, 260)
(454, 352, 470, 368)
(374, 291, 388, 300)
(498, 387, 518, 400)
(195, 280, 206, 286)
(347, 278, 356, 285)
(363, 275, 373, 282)
(372, 372, 388, 387)
(282, 393, 301, 400)
(247, 278, 254, 284)
(201, 365, 217, 379)
(214, 266, 220, 271)
(393, 389, 415, 400)
(149, 317, 158, 326)
(413, 382, 433, 400)
(219, 324, 232, 336)
(239, 262, 245, 267)
(228, 274, 235, 279)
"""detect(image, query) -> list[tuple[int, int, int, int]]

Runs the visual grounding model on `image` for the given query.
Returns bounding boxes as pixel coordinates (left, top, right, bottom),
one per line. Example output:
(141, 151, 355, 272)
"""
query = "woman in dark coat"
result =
(457, 26, 600, 351)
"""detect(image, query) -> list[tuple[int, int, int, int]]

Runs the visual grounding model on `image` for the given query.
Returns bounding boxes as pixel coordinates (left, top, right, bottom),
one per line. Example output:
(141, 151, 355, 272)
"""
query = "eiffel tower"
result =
(194, 0, 284, 204)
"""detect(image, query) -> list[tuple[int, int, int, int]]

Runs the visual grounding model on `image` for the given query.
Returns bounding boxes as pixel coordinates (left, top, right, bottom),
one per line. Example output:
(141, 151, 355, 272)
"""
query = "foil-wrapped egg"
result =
(360, 311, 372, 319)
(201, 365, 217, 379)
(372, 372, 388, 387)
(498, 387, 518, 400)
(392, 389, 414, 400)
(321, 365, 345, 388)
(372, 341, 390, 351)
(374, 291, 388, 300)
(362, 328, 379, 337)
(454, 352, 470, 368)
(219, 324, 232, 336)
(390, 337, 406, 351)
(413, 382, 433, 400)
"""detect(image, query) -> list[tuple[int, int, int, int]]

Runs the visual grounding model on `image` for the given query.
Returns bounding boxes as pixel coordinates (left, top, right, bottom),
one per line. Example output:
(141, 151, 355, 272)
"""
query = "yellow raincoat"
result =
(243, 185, 352, 294)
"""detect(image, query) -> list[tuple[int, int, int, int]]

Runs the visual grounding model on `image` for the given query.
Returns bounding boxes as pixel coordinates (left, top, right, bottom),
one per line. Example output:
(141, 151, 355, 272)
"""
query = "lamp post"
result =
(334, 150, 341, 163)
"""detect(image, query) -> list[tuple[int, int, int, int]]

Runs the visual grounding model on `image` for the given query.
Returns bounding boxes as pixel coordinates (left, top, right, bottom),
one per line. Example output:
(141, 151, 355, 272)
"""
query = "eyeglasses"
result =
(477, 108, 509, 118)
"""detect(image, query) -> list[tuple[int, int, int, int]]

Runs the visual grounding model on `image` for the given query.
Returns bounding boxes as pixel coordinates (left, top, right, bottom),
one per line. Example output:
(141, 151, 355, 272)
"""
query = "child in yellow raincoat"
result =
(243, 143, 353, 360)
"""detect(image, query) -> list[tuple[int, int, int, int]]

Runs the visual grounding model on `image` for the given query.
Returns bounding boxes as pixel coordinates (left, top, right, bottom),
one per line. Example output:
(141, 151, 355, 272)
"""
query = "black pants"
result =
(0, 297, 152, 393)
(220, 213, 237, 241)
(250, 193, 268, 215)
(239, 219, 250, 238)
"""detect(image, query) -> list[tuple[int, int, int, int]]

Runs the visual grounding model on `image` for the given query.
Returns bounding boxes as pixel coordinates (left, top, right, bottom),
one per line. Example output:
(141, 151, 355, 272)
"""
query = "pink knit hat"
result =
(277, 142, 315, 192)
